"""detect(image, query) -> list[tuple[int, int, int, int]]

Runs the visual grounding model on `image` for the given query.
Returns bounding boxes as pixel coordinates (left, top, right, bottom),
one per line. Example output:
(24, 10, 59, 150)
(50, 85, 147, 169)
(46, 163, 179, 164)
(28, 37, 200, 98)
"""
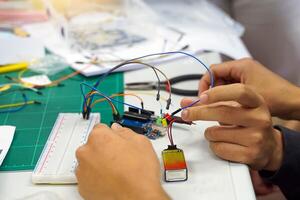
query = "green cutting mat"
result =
(0, 69, 124, 171)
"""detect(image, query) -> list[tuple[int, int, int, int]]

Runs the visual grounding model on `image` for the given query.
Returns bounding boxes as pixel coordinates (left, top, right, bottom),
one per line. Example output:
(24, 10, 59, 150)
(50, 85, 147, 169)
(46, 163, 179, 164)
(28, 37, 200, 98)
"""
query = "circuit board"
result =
(116, 107, 167, 139)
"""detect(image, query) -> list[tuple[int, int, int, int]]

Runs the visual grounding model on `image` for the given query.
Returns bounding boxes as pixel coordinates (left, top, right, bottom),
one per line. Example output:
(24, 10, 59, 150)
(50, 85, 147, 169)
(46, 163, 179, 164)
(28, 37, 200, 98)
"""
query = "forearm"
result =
(287, 86, 300, 120)
(275, 84, 300, 120)
(138, 186, 170, 200)
(119, 183, 170, 200)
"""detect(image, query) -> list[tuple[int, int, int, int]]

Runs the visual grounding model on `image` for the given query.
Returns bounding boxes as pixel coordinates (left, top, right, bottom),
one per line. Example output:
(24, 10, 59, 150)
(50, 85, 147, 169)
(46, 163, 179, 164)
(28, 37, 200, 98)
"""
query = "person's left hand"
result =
(180, 84, 283, 171)
(75, 123, 170, 200)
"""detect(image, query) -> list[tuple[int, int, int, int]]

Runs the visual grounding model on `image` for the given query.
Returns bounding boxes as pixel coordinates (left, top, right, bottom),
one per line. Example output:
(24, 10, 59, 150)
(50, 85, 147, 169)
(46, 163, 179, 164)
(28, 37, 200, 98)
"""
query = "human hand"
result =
(76, 123, 170, 200)
(250, 170, 275, 196)
(181, 84, 283, 171)
(200, 58, 300, 120)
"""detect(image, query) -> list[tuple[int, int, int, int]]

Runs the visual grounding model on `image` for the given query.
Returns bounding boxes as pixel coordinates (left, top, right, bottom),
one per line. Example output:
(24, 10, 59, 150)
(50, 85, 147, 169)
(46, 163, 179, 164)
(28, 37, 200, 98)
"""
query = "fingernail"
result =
(181, 109, 189, 120)
(199, 93, 208, 103)
(111, 123, 122, 130)
(182, 97, 195, 103)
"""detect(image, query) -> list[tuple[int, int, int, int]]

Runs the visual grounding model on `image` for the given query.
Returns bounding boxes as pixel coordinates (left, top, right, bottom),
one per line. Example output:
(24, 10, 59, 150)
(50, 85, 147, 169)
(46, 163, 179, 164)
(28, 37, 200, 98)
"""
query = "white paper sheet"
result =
(144, 0, 250, 59)
(21, 75, 52, 86)
(0, 33, 45, 65)
(0, 126, 16, 166)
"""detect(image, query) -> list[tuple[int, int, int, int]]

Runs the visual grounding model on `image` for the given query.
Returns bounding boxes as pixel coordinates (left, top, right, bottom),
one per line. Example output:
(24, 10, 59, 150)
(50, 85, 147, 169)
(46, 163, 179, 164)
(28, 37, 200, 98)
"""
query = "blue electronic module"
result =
(116, 107, 167, 139)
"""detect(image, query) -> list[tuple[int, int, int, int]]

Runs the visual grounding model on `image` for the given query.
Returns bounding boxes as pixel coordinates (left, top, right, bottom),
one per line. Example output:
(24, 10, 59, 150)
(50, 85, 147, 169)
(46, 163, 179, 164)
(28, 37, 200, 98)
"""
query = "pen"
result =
(0, 27, 29, 37)
(0, 62, 29, 74)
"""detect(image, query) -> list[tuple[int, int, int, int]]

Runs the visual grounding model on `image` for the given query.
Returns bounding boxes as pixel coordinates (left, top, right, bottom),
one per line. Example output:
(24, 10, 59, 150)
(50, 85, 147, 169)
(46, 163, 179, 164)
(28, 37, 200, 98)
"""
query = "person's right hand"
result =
(199, 58, 300, 120)
(75, 123, 169, 200)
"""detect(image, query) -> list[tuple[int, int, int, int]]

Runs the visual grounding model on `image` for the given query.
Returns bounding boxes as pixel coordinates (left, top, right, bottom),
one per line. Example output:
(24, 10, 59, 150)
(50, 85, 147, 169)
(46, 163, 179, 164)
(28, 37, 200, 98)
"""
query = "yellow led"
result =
(162, 118, 168, 127)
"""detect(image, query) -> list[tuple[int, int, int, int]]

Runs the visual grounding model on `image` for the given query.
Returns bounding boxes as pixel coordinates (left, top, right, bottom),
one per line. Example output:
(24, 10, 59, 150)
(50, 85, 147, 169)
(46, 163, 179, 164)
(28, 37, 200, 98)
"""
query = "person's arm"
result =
(75, 123, 170, 200)
(259, 126, 300, 199)
(199, 58, 300, 120)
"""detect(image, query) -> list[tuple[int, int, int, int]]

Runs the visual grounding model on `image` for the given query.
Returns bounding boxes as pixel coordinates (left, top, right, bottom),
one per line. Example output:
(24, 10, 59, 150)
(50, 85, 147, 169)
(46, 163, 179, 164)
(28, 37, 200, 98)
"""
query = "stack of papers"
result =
(22, 0, 250, 77)
(0, 126, 15, 166)
(0, 32, 45, 65)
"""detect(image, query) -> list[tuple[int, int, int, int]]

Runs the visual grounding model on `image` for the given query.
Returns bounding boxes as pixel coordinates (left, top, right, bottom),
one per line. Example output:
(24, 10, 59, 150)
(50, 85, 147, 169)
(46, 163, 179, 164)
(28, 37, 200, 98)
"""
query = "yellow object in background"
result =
(0, 101, 36, 109)
(162, 118, 168, 127)
(30, 0, 45, 10)
(0, 85, 11, 92)
(13, 27, 30, 37)
(0, 63, 29, 74)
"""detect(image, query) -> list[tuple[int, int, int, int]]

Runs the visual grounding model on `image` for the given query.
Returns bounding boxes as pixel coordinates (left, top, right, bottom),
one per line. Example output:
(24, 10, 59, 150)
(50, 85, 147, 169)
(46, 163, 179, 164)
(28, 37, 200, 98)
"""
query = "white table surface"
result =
(0, 52, 255, 200)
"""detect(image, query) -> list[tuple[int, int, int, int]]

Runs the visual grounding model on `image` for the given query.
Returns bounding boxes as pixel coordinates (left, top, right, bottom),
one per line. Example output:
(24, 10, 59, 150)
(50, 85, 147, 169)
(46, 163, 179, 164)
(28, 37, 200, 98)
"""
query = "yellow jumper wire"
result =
(0, 100, 37, 109)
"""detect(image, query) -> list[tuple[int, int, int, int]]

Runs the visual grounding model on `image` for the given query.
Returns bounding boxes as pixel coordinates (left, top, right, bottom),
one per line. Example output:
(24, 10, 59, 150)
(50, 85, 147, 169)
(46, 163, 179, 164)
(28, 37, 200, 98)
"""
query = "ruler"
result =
(32, 113, 100, 184)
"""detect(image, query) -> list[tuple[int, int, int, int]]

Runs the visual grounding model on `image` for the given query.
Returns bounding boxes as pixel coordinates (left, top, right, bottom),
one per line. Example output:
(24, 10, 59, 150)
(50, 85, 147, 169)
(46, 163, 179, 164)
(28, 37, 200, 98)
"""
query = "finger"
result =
(214, 79, 228, 87)
(199, 71, 211, 95)
(209, 141, 250, 164)
(111, 123, 137, 140)
(199, 59, 252, 94)
(181, 104, 268, 127)
(180, 98, 196, 107)
(75, 145, 88, 164)
(199, 64, 230, 95)
(203, 84, 264, 108)
(218, 122, 233, 126)
(181, 98, 240, 109)
(180, 94, 208, 108)
(87, 124, 116, 145)
(93, 123, 109, 131)
(205, 126, 254, 146)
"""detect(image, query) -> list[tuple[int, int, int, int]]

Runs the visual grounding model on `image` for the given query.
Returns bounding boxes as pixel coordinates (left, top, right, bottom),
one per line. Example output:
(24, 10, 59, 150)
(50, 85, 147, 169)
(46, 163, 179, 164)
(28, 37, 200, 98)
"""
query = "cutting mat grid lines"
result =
(0, 69, 124, 171)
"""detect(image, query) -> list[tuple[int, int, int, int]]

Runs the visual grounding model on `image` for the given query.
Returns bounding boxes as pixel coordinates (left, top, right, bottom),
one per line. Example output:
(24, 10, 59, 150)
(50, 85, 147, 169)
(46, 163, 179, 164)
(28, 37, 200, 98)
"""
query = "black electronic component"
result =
(141, 109, 154, 116)
(128, 107, 139, 113)
(123, 111, 149, 122)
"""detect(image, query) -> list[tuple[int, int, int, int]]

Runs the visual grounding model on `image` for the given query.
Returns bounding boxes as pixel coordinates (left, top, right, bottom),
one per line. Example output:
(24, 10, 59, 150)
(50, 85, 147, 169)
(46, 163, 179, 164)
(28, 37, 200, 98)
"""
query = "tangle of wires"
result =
(81, 61, 172, 120)
(0, 82, 43, 114)
(81, 51, 215, 121)
(0, 91, 41, 114)
(0, 63, 93, 114)
(167, 118, 177, 146)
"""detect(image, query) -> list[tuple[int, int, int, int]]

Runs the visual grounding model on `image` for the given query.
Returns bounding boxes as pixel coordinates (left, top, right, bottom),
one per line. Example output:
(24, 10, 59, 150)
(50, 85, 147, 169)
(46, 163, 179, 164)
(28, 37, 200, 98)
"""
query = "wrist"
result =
(124, 183, 170, 200)
(147, 187, 170, 200)
(279, 86, 300, 120)
(288, 86, 300, 120)
(265, 129, 283, 171)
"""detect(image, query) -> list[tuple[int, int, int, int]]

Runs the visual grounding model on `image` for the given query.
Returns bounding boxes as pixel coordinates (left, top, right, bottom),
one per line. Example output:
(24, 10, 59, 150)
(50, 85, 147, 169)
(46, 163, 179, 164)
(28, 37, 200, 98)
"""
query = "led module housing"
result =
(162, 145, 188, 182)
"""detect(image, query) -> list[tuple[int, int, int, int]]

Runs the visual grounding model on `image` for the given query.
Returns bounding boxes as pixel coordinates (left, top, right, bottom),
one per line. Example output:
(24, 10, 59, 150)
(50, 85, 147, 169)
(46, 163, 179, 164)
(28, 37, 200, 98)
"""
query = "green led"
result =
(156, 117, 162, 125)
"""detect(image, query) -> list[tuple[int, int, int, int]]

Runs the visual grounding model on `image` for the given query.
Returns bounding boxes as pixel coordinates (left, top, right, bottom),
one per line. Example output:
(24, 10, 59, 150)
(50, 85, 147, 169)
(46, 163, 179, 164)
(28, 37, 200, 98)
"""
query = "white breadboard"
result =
(32, 113, 100, 184)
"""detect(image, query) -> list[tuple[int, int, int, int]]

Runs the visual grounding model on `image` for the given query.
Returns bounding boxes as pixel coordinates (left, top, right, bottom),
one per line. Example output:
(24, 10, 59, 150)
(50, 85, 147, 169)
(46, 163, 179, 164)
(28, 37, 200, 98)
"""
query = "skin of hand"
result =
(250, 170, 276, 196)
(181, 84, 283, 171)
(199, 58, 300, 120)
(75, 123, 170, 200)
